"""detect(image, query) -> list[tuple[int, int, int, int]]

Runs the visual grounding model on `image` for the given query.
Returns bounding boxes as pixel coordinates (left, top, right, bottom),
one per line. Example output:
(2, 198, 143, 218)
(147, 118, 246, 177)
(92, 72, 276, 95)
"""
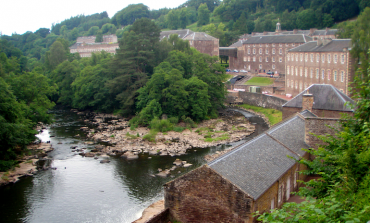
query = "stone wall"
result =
(305, 117, 341, 150)
(283, 107, 353, 119)
(238, 92, 288, 111)
(164, 165, 253, 223)
(145, 208, 173, 223)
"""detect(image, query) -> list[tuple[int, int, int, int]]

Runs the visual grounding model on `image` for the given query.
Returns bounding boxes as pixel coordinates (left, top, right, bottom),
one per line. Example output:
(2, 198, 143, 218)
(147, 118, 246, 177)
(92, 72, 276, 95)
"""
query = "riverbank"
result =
(75, 109, 256, 159)
(0, 142, 53, 186)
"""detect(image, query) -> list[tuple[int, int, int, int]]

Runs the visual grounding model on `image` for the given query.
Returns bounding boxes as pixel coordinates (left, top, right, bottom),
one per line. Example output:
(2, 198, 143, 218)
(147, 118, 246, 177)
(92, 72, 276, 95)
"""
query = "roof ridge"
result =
(265, 132, 301, 158)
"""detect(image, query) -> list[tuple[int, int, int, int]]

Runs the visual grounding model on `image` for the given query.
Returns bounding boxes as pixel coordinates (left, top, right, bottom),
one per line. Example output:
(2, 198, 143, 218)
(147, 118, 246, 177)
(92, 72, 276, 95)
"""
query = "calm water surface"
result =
(0, 109, 267, 223)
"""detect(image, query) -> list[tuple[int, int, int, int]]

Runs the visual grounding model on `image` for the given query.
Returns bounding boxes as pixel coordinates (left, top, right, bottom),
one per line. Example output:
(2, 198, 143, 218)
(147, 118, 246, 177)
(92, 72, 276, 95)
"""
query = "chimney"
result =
(263, 31, 267, 35)
(317, 39, 322, 46)
(302, 92, 314, 111)
(293, 29, 298, 34)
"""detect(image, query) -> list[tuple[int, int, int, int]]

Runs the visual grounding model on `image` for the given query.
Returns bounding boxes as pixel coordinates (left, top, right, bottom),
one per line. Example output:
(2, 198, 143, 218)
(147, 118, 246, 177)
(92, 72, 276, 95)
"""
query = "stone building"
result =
(282, 84, 354, 120)
(228, 34, 312, 74)
(164, 109, 320, 222)
(285, 39, 354, 96)
(69, 34, 119, 57)
(160, 29, 219, 57)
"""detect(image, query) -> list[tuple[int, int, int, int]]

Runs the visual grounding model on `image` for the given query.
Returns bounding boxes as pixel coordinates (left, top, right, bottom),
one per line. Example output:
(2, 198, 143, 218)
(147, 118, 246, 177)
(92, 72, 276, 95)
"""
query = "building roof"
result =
(160, 29, 194, 40)
(229, 40, 243, 48)
(313, 29, 338, 36)
(288, 39, 351, 52)
(243, 34, 312, 44)
(300, 109, 318, 118)
(283, 84, 355, 112)
(208, 112, 309, 200)
(183, 32, 218, 41)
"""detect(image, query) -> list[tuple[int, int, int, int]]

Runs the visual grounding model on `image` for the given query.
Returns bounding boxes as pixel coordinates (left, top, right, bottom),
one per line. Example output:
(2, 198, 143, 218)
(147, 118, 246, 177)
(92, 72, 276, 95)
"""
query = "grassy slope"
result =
(244, 77, 274, 86)
(238, 104, 282, 126)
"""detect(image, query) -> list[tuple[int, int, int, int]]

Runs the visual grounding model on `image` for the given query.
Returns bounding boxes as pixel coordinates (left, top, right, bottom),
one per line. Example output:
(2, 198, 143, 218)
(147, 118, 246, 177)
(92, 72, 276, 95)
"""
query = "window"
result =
(279, 48, 282, 54)
(300, 53, 303, 61)
(305, 68, 308, 77)
(322, 54, 325, 63)
(248, 65, 250, 70)
(286, 43, 289, 47)
(322, 69, 325, 80)
(286, 177, 291, 200)
(253, 48, 256, 54)
(295, 54, 298, 61)
(328, 54, 331, 63)
(243, 57, 247, 62)
(287, 54, 290, 61)
(272, 64, 275, 69)
(259, 64, 262, 69)
(305, 53, 308, 62)
(271, 198, 275, 210)
(294, 167, 298, 189)
(272, 48, 275, 54)
(299, 82, 302, 91)
(266, 49, 269, 54)
(341, 71, 345, 82)
(316, 54, 320, 62)
(253, 57, 256, 62)
(304, 82, 307, 90)
(253, 44, 256, 47)
(259, 48, 262, 54)
(292, 43, 295, 47)
(287, 79, 290, 87)
(327, 70, 331, 80)
(278, 185, 283, 204)
(248, 48, 251, 54)
(316, 69, 319, 79)
(279, 57, 282, 62)
(334, 54, 338, 63)
(310, 54, 313, 62)
(300, 67, 303, 76)
(248, 56, 250, 62)
(295, 81, 298, 89)
(272, 43, 275, 47)
(287, 66, 290, 75)
(334, 70, 337, 81)
(259, 44, 262, 47)
(272, 57, 275, 62)
(279, 43, 282, 47)
(341, 55, 345, 64)
(291, 80, 293, 88)
(295, 67, 298, 76)
(259, 56, 262, 62)
(266, 57, 268, 62)
(291, 67, 294, 76)
(310, 69, 313, 78)
(266, 44, 269, 47)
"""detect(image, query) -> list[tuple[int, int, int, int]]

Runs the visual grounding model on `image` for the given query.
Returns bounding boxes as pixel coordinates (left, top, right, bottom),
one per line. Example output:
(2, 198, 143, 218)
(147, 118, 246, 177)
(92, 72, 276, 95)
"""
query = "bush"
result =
(168, 117, 179, 124)
(0, 160, 17, 172)
(173, 126, 185, 132)
(184, 117, 197, 128)
(149, 118, 173, 132)
(143, 129, 158, 142)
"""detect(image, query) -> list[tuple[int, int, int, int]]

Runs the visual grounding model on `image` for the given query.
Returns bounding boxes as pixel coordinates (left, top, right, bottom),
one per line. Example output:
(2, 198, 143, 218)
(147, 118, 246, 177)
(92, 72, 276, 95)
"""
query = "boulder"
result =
(100, 159, 111, 163)
(156, 170, 170, 178)
(173, 159, 183, 167)
(183, 163, 193, 168)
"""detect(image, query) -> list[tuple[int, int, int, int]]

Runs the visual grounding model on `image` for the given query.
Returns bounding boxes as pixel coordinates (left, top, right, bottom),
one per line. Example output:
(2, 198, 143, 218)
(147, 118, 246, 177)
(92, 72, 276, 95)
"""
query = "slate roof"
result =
(313, 29, 338, 36)
(288, 39, 351, 52)
(208, 111, 309, 200)
(229, 40, 243, 47)
(183, 32, 218, 41)
(283, 84, 355, 112)
(267, 116, 309, 157)
(300, 109, 318, 118)
(243, 34, 312, 44)
(160, 29, 194, 40)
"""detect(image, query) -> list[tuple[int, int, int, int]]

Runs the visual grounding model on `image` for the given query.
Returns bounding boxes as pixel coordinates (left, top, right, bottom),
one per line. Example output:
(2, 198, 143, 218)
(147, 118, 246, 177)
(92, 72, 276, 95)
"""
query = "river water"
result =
(0, 108, 268, 223)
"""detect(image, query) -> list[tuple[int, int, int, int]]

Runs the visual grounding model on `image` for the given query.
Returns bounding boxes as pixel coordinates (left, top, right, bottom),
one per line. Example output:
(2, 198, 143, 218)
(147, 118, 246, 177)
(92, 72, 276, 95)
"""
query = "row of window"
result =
(243, 56, 283, 63)
(287, 66, 346, 82)
(287, 80, 344, 93)
(248, 48, 283, 55)
(287, 53, 346, 64)
(248, 43, 297, 48)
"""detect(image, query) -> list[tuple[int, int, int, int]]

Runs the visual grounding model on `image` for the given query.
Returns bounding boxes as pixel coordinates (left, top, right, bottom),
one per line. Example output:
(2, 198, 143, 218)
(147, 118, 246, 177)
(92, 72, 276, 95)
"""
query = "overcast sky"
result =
(0, 0, 188, 36)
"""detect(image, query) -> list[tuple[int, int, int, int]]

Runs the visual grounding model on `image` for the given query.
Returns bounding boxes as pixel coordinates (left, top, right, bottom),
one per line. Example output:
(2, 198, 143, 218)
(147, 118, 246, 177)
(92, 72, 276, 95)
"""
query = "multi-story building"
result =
(229, 34, 312, 74)
(160, 29, 219, 57)
(285, 39, 354, 97)
(69, 34, 119, 57)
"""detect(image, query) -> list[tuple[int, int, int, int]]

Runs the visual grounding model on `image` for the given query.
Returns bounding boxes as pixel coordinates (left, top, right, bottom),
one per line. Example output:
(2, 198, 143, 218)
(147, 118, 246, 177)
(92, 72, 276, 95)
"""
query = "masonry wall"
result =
(305, 117, 341, 150)
(192, 40, 219, 57)
(238, 92, 288, 111)
(285, 50, 354, 97)
(164, 165, 253, 223)
(70, 43, 119, 57)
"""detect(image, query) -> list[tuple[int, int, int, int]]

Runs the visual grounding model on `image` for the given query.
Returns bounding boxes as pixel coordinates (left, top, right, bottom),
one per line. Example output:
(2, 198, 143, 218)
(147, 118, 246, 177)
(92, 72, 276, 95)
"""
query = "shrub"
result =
(168, 117, 179, 124)
(173, 126, 185, 132)
(143, 130, 158, 142)
(149, 118, 173, 132)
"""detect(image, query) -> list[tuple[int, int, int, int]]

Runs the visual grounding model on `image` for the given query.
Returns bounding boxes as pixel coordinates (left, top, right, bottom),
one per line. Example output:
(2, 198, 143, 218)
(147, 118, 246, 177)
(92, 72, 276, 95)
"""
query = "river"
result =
(0, 108, 268, 223)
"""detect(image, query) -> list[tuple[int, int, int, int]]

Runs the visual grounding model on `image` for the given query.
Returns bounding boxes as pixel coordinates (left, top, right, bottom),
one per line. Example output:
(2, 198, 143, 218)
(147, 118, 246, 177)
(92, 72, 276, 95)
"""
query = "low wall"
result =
(236, 92, 288, 111)
(145, 208, 173, 223)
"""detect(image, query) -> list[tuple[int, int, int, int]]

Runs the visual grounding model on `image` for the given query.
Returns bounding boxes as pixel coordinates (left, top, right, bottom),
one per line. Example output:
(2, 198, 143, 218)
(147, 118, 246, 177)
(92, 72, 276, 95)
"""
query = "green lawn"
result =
(244, 77, 274, 86)
(237, 104, 282, 126)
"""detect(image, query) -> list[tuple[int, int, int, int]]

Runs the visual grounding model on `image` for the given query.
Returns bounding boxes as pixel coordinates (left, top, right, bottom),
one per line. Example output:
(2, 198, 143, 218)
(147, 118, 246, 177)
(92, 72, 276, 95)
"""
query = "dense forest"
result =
(1, 1, 370, 220)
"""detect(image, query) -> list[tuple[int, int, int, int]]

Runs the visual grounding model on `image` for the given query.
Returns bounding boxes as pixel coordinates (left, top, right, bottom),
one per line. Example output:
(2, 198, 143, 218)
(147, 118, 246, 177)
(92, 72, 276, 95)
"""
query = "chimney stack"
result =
(302, 93, 314, 112)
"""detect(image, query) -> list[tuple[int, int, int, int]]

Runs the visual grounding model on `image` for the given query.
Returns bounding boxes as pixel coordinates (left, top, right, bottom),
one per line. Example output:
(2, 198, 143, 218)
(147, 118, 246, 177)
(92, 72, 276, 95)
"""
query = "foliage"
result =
(197, 3, 210, 27)
(256, 64, 370, 222)
(142, 129, 158, 142)
(111, 4, 150, 27)
(237, 104, 282, 126)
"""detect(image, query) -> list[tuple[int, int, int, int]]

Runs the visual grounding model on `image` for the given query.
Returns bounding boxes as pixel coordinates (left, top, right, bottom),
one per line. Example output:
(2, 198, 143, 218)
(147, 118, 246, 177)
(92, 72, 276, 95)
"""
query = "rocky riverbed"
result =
(74, 109, 255, 159)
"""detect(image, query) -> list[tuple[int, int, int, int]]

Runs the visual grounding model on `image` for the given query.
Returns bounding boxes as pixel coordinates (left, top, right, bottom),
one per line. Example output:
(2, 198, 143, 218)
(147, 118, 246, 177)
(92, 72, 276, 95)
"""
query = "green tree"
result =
(296, 9, 316, 30)
(197, 3, 210, 27)
(87, 26, 99, 36)
(95, 30, 103, 42)
(233, 12, 248, 34)
(46, 40, 68, 69)
(111, 4, 150, 27)
(167, 10, 180, 30)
